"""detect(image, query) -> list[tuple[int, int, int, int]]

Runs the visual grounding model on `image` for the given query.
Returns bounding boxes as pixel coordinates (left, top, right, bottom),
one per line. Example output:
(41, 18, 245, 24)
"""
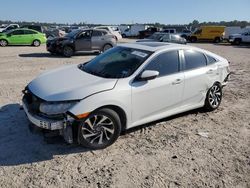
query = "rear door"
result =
(23, 30, 37, 44)
(181, 49, 213, 106)
(75, 30, 92, 51)
(91, 30, 105, 50)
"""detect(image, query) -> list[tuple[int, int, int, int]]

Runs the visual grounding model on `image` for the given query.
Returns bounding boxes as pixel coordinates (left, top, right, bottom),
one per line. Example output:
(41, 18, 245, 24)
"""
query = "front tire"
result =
(0, 39, 8, 47)
(214, 37, 221, 43)
(233, 39, 241, 45)
(204, 83, 222, 111)
(63, 46, 74, 57)
(33, 40, 41, 47)
(190, 36, 197, 43)
(78, 108, 121, 149)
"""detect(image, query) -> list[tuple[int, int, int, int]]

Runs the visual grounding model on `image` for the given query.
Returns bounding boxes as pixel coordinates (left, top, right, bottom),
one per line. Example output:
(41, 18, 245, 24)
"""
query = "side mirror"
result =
(136, 70, 159, 81)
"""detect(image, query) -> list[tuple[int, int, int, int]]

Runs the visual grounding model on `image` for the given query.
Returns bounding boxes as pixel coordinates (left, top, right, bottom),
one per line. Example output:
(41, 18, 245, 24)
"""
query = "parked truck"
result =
(189, 26, 225, 43)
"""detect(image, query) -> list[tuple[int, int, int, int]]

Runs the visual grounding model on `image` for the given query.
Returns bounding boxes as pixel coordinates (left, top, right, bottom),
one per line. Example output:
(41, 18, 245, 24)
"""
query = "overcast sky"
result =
(1, 0, 250, 24)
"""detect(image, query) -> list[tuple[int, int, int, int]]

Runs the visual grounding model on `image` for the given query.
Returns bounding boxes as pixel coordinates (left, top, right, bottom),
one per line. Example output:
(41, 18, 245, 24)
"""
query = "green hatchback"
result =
(0, 28, 47, 47)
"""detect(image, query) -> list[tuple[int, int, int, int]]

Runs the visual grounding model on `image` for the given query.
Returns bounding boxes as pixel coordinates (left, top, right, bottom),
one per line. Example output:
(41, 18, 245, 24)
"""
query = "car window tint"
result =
(12, 30, 24, 35)
(145, 51, 179, 76)
(206, 55, 217, 65)
(92, 30, 102, 37)
(184, 50, 207, 70)
(24, 30, 36, 34)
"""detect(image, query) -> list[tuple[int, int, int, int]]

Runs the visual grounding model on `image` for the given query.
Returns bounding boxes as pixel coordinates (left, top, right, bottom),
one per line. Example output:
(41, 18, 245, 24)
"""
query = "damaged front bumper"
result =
(22, 99, 75, 143)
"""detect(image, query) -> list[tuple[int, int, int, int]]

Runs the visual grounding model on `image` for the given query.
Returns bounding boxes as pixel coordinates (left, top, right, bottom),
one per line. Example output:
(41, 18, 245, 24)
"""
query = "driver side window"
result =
(78, 30, 91, 39)
(145, 50, 180, 77)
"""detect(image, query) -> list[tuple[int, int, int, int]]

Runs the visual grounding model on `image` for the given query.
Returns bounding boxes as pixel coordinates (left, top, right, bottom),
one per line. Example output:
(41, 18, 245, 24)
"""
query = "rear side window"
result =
(184, 50, 207, 70)
(24, 30, 37, 34)
(145, 50, 179, 76)
(206, 55, 217, 65)
(92, 30, 103, 37)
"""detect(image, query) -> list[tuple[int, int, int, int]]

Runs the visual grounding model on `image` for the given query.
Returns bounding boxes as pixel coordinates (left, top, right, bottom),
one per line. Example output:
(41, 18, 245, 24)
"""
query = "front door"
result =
(8, 30, 25, 45)
(75, 30, 92, 51)
(131, 50, 184, 126)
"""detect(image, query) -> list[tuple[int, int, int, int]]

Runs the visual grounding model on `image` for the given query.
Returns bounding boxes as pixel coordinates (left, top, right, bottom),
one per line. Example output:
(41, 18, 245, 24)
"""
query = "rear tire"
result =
(103, 44, 112, 52)
(204, 83, 222, 111)
(78, 108, 121, 149)
(214, 37, 221, 43)
(33, 40, 41, 47)
(233, 39, 241, 45)
(63, 46, 74, 57)
(0, 39, 8, 47)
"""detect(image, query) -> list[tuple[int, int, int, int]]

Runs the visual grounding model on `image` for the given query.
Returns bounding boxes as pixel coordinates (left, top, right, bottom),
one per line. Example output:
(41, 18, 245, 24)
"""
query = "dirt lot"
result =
(0, 41, 249, 188)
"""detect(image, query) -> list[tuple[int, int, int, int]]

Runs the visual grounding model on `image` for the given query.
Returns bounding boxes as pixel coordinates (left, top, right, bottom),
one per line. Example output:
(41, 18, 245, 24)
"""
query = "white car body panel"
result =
(94, 26, 122, 40)
(26, 42, 230, 130)
(28, 64, 117, 101)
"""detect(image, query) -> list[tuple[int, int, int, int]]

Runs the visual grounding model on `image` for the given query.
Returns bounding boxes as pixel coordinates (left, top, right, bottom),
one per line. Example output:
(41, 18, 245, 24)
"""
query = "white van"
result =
(224, 26, 242, 40)
(122, 24, 148, 37)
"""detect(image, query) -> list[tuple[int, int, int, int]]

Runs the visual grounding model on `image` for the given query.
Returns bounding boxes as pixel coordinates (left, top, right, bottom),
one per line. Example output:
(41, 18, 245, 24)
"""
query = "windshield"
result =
(79, 47, 152, 78)
(65, 29, 81, 38)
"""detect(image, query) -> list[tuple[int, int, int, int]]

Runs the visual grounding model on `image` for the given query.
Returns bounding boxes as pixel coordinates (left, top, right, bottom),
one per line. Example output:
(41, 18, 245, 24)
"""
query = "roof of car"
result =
(118, 42, 191, 52)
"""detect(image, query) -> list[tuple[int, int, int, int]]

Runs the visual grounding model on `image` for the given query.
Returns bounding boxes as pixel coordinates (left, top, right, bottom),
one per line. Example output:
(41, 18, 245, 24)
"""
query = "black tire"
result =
(122, 34, 126, 38)
(214, 37, 221, 43)
(0, 39, 8, 47)
(63, 46, 74, 57)
(204, 83, 222, 111)
(102, 44, 112, 52)
(233, 38, 241, 45)
(78, 108, 121, 149)
(190, 37, 197, 43)
(33, 40, 41, 47)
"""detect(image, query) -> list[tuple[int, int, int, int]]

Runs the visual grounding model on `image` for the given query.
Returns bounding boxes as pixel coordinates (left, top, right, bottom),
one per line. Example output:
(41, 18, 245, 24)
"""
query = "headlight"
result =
(39, 101, 77, 115)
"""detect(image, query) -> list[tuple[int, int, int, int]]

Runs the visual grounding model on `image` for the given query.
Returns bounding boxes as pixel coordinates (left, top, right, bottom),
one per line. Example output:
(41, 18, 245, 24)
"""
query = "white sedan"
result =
(22, 42, 230, 149)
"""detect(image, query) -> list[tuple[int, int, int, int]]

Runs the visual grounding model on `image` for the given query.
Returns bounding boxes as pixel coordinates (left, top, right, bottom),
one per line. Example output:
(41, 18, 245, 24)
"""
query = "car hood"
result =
(28, 64, 117, 101)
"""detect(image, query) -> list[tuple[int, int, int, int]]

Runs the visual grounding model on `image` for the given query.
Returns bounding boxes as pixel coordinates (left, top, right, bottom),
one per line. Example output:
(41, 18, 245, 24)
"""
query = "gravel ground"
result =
(0, 40, 249, 188)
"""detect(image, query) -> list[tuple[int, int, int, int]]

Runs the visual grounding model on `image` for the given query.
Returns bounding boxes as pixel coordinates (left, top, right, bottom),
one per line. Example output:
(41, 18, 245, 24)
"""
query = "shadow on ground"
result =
(19, 52, 97, 58)
(0, 103, 89, 166)
(0, 102, 206, 166)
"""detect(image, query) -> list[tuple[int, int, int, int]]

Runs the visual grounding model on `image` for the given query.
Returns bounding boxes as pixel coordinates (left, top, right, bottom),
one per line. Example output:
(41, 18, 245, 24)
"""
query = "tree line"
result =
(1, 19, 249, 28)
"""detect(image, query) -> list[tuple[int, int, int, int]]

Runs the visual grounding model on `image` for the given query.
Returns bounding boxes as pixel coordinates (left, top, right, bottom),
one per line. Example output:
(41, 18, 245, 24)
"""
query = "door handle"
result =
(172, 78, 182, 85)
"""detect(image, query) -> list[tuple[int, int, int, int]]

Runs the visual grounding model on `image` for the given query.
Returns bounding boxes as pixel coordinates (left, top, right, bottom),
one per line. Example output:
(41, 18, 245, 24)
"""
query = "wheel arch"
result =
(94, 105, 127, 131)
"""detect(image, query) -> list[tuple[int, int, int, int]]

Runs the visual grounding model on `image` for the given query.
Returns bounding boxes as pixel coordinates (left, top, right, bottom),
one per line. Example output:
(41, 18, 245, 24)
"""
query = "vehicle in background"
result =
(162, 28, 176, 33)
(137, 33, 186, 44)
(0, 28, 46, 47)
(20, 25, 45, 33)
(118, 25, 129, 34)
(229, 31, 250, 45)
(22, 42, 230, 149)
(45, 28, 66, 39)
(94, 26, 122, 41)
(69, 26, 89, 33)
(0, 24, 19, 33)
(122, 24, 149, 38)
(46, 29, 117, 57)
(189, 26, 225, 43)
(139, 27, 159, 38)
(161, 34, 187, 44)
(178, 29, 192, 39)
(223, 26, 242, 41)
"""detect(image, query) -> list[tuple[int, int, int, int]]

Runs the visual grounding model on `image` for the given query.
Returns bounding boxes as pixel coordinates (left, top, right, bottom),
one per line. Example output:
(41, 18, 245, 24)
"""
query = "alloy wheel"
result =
(81, 115, 115, 145)
(0, 40, 7, 47)
(208, 85, 222, 108)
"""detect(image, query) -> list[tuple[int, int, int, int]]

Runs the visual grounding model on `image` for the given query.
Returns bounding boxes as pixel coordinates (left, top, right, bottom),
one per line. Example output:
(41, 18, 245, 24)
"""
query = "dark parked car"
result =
(137, 33, 187, 44)
(46, 29, 117, 57)
(20, 25, 45, 33)
(139, 27, 159, 38)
